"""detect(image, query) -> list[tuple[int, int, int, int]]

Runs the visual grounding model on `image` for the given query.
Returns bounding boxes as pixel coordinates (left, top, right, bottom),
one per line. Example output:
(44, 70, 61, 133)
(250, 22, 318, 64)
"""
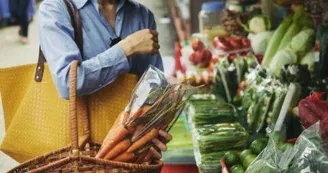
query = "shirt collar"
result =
(73, 0, 128, 12)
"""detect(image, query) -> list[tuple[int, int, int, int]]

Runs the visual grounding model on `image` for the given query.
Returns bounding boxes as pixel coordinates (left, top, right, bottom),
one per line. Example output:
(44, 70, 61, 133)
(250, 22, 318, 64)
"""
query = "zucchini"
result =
(255, 90, 273, 133)
(197, 123, 248, 153)
(267, 87, 287, 128)
(234, 56, 247, 84)
(189, 100, 236, 126)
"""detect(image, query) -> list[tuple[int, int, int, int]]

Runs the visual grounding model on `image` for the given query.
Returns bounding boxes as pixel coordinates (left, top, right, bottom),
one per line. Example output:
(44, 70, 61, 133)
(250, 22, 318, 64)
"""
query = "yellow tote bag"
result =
(0, 0, 137, 162)
(0, 64, 136, 162)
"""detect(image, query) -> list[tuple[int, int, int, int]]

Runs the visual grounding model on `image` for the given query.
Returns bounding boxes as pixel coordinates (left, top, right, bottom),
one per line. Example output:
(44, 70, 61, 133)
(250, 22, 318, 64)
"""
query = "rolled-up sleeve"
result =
(38, 0, 130, 99)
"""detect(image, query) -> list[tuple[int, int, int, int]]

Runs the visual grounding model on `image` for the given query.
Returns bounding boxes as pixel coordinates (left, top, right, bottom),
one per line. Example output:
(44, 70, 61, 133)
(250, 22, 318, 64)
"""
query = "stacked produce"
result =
(246, 126, 328, 173)
(213, 55, 258, 103)
(97, 66, 194, 163)
(190, 39, 213, 68)
(261, 6, 316, 78)
(238, 68, 289, 133)
(298, 92, 328, 143)
(221, 137, 269, 173)
(213, 36, 251, 53)
(186, 94, 248, 173)
(188, 97, 236, 126)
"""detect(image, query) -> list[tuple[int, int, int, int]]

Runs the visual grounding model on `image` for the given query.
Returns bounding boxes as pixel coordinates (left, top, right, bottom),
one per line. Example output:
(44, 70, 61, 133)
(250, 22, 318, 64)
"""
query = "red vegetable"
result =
(189, 49, 212, 68)
(298, 99, 320, 128)
(192, 38, 205, 51)
(213, 37, 232, 51)
(228, 36, 241, 50)
(298, 92, 328, 142)
(241, 38, 251, 48)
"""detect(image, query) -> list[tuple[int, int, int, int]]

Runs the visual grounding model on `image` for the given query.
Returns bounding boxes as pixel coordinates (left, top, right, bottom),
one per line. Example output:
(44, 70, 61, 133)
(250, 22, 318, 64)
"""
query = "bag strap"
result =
(34, 0, 84, 82)
(34, 0, 91, 152)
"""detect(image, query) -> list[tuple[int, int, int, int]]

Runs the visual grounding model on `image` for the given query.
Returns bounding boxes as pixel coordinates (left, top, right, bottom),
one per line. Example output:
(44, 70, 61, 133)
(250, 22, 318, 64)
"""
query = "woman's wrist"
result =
(118, 39, 134, 57)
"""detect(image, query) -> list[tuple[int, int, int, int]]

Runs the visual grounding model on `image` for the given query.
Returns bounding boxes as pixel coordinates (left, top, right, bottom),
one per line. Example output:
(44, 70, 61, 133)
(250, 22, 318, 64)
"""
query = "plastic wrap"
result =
(246, 123, 328, 173)
(97, 66, 195, 162)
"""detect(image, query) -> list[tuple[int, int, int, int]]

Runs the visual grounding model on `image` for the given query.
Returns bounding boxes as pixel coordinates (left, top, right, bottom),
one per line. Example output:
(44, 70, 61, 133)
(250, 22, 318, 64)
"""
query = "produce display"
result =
(186, 94, 248, 173)
(298, 92, 328, 143)
(97, 66, 194, 163)
(172, 2, 328, 173)
(213, 55, 258, 103)
(261, 6, 316, 77)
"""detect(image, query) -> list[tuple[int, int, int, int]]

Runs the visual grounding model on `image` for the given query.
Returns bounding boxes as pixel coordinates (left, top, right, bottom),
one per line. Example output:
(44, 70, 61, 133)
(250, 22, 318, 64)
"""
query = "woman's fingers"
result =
(150, 147, 162, 159)
(152, 138, 167, 152)
(159, 130, 172, 142)
(149, 29, 159, 36)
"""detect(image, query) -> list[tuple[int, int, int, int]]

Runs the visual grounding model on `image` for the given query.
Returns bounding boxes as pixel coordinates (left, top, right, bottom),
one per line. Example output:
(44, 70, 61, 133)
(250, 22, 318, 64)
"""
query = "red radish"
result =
(228, 36, 241, 50)
(192, 38, 205, 51)
(241, 38, 251, 48)
(213, 37, 232, 51)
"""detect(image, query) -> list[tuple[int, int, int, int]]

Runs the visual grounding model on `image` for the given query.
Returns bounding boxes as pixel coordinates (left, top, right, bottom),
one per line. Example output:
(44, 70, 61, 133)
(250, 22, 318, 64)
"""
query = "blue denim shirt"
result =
(38, 0, 163, 99)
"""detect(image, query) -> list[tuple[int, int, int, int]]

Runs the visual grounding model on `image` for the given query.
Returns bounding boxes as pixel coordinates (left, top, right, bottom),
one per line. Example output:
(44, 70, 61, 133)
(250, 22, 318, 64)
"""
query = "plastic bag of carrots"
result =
(96, 66, 195, 163)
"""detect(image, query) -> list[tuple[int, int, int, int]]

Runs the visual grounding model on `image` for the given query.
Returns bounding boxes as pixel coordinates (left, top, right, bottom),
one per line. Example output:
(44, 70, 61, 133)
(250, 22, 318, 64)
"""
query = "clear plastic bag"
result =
(96, 66, 195, 162)
(245, 123, 328, 173)
(287, 123, 328, 173)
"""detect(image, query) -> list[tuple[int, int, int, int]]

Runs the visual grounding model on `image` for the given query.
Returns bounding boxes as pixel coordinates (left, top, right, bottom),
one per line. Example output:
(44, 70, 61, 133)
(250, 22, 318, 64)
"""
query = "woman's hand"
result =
(118, 29, 160, 57)
(144, 130, 172, 161)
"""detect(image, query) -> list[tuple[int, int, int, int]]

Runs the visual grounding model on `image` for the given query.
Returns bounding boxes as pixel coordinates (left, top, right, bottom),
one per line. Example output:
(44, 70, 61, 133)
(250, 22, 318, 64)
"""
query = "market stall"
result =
(168, 0, 328, 172)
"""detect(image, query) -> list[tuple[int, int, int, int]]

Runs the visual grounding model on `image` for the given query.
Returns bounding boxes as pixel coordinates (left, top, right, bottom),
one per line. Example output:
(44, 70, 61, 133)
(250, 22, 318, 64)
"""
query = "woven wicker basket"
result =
(8, 60, 163, 173)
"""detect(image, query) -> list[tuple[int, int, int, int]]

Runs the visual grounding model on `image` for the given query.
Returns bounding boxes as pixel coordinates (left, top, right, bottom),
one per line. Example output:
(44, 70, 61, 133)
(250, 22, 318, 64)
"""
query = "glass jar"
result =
(199, 1, 226, 42)
(225, 0, 243, 13)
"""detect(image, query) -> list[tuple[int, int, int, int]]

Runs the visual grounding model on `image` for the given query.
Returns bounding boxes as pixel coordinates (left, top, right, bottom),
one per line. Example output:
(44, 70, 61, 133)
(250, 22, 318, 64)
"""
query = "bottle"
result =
(199, 1, 227, 43)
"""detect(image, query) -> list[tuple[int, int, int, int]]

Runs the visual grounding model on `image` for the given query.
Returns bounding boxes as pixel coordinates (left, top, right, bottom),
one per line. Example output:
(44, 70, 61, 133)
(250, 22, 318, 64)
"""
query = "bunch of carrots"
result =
(96, 83, 193, 163)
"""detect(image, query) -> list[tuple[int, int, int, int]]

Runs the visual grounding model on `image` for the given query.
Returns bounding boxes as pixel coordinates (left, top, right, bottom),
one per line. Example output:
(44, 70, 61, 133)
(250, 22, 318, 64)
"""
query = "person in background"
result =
(39, 0, 170, 161)
(13, 0, 31, 44)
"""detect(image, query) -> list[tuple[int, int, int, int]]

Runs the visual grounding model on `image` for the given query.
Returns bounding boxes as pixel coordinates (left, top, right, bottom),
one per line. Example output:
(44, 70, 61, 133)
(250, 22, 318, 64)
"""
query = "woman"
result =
(39, 0, 171, 161)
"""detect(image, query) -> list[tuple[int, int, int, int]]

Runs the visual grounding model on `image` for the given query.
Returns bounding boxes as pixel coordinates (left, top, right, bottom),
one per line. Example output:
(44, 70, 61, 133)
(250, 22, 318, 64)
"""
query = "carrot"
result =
(141, 105, 152, 114)
(129, 105, 152, 121)
(127, 128, 159, 153)
(113, 152, 135, 162)
(130, 108, 143, 120)
(132, 125, 144, 139)
(96, 124, 129, 158)
(104, 139, 131, 160)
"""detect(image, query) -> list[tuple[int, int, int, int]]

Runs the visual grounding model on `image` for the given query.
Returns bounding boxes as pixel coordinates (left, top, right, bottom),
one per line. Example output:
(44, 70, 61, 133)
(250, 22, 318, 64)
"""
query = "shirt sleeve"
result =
(38, 0, 130, 99)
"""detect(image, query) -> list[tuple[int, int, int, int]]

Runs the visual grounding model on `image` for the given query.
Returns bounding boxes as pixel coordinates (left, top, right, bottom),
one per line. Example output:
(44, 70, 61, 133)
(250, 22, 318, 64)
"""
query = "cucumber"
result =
(224, 151, 240, 167)
(250, 138, 268, 155)
(242, 154, 257, 169)
(240, 149, 252, 162)
(231, 164, 245, 173)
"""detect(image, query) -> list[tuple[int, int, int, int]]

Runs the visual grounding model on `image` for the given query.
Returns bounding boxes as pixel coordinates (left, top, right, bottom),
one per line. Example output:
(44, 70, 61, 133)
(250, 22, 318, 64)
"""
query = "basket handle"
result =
(69, 60, 91, 154)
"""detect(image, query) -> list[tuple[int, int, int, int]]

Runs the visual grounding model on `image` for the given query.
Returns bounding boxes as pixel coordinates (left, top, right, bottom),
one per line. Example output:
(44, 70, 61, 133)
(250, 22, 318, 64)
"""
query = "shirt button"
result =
(117, 16, 121, 20)
(99, 84, 102, 87)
